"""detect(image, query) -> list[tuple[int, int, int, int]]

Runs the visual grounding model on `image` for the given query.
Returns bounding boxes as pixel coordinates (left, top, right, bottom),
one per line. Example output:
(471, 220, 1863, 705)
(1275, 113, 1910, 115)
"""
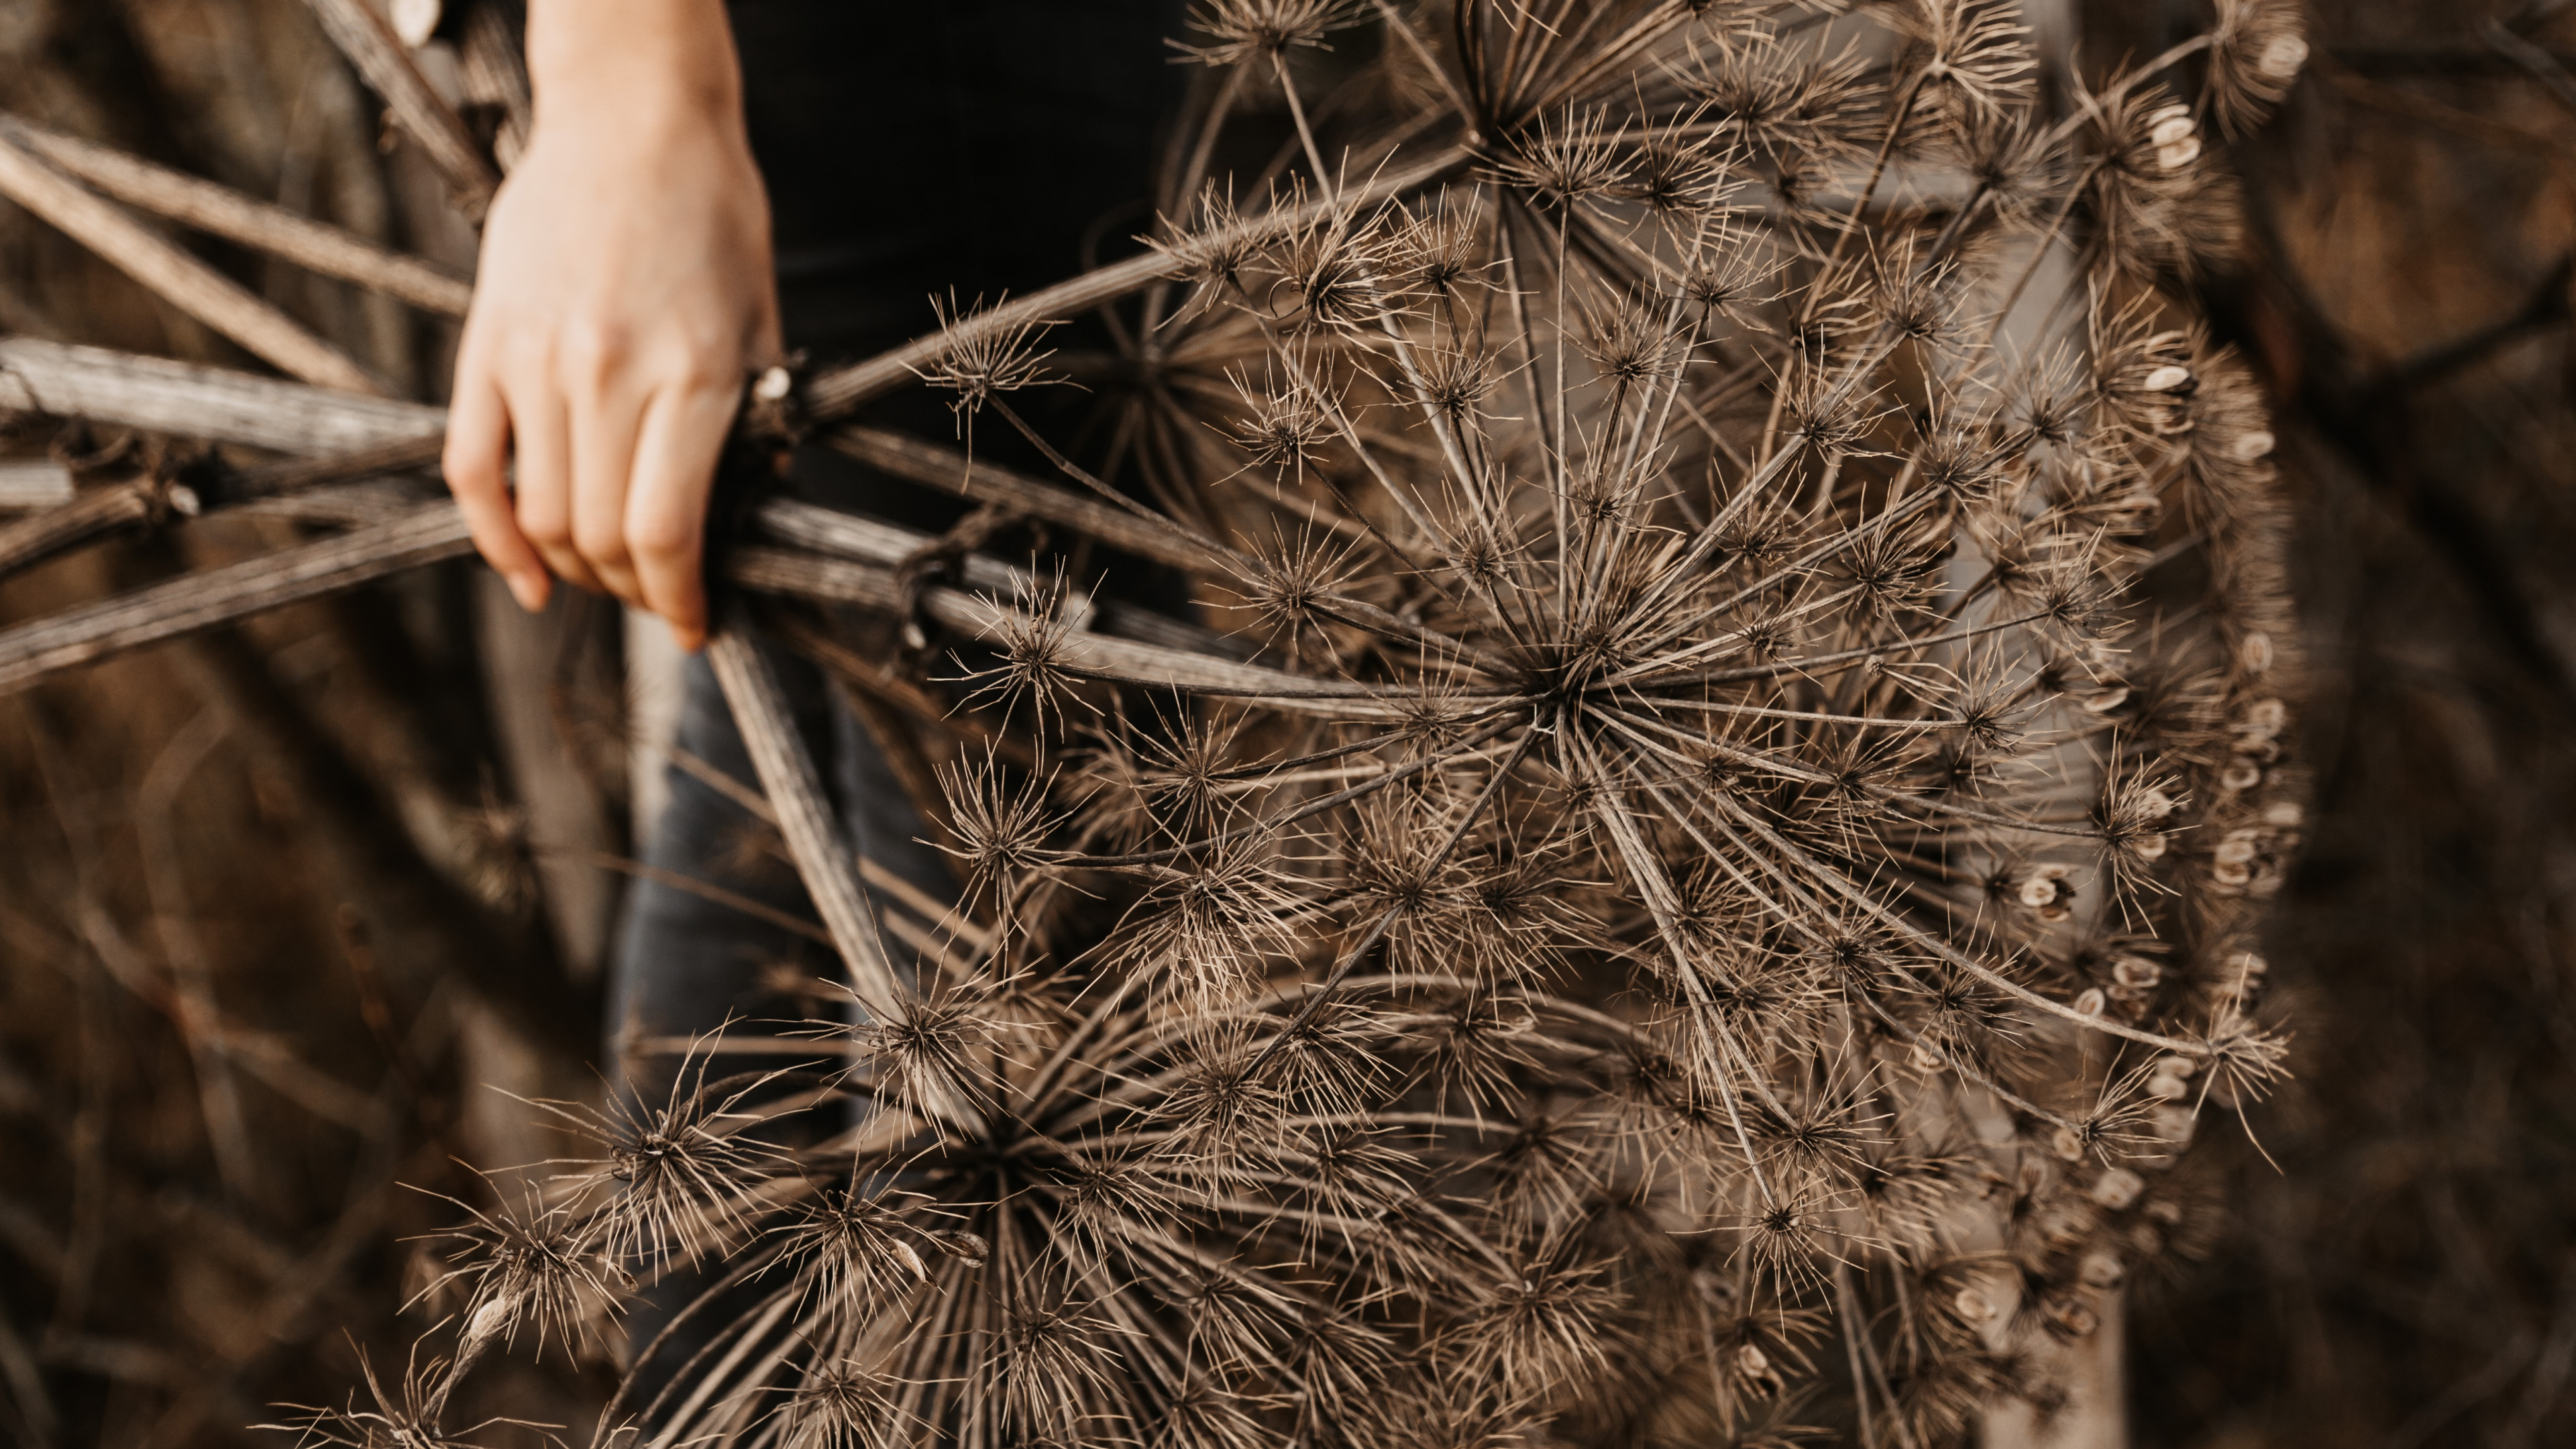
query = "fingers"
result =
(507, 376, 603, 596)
(441, 361, 551, 613)
(445, 328, 737, 634)
(625, 376, 741, 653)
(570, 368, 648, 608)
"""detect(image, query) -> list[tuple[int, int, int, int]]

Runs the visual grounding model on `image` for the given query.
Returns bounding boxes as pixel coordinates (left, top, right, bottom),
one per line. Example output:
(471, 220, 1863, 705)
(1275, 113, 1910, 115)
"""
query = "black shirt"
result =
(727, 1, 1185, 356)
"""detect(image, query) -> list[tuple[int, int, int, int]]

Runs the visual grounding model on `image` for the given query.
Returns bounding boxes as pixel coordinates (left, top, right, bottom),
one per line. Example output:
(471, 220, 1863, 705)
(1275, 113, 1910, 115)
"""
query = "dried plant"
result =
(0, 0, 2315, 1444)
(404, 3, 2303, 1443)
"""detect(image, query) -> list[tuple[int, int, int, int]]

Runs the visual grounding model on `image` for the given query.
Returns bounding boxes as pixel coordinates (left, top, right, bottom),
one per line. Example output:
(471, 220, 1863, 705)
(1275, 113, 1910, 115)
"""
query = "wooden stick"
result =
(297, 0, 499, 219)
(0, 460, 72, 510)
(0, 494, 1336, 718)
(798, 145, 1472, 419)
(0, 342, 442, 576)
(757, 496, 1044, 599)
(704, 629, 909, 1018)
(828, 425, 1216, 574)
(723, 546, 1410, 717)
(663, 743, 990, 948)
(0, 336, 1285, 696)
(0, 478, 196, 582)
(0, 115, 474, 317)
(0, 503, 472, 694)
(753, 494, 1096, 630)
(766, 612, 1029, 766)
(0, 337, 441, 451)
(0, 131, 388, 395)
(227, 433, 446, 498)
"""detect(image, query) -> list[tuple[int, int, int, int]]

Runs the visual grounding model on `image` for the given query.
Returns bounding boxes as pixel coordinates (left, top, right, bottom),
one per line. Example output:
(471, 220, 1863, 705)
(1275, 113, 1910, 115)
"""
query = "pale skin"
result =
(441, 0, 775, 653)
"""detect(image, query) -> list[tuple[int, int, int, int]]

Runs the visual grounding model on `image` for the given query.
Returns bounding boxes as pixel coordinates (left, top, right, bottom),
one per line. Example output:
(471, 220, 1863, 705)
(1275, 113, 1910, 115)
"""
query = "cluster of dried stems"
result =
(0, 1, 2315, 1446)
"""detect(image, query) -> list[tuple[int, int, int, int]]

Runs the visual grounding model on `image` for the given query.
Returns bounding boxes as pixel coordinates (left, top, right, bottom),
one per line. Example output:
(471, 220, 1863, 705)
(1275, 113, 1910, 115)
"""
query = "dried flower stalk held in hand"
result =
(647, 2, 2301, 1442)
(0, 3, 2311, 1444)
(705, 629, 913, 1017)
(0, 504, 473, 694)
(0, 339, 445, 588)
(0, 478, 200, 581)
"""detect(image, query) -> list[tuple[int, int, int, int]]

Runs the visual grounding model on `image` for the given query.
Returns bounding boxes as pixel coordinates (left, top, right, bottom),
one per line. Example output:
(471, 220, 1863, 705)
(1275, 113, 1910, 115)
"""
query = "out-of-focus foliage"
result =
(0, 3, 614, 1445)
(2102, 1, 2576, 1446)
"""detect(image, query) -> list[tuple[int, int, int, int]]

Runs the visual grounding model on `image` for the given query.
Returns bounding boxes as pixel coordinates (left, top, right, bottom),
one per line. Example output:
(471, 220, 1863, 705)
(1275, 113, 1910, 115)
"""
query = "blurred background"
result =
(0, 1, 2570, 1444)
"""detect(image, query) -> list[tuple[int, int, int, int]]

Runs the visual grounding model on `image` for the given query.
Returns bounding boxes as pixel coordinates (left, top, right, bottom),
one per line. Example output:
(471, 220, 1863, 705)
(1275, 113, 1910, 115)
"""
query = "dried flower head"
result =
(368, 5, 2302, 1444)
(1174, 0, 1370, 67)
(913, 292, 1063, 421)
(409, 1178, 624, 1358)
(2206, 0, 2308, 138)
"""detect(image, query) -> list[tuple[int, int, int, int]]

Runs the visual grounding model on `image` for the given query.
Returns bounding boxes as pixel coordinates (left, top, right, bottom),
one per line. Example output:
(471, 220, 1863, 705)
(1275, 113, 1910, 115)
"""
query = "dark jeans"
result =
(601, 641, 953, 1102)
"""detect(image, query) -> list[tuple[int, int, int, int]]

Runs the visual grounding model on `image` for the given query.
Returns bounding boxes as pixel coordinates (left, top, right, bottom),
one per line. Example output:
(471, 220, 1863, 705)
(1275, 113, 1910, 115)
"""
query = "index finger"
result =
(441, 365, 551, 613)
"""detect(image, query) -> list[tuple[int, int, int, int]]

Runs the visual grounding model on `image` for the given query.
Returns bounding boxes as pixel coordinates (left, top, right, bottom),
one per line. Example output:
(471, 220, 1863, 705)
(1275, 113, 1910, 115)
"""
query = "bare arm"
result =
(441, 0, 777, 651)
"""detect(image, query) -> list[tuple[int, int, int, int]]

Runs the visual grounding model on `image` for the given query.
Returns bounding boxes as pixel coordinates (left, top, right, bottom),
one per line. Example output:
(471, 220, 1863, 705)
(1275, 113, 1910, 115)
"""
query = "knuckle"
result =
(497, 326, 555, 373)
(441, 445, 496, 493)
(649, 339, 741, 394)
(629, 511, 700, 560)
(572, 515, 630, 566)
(519, 506, 573, 552)
(555, 322, 632, 385)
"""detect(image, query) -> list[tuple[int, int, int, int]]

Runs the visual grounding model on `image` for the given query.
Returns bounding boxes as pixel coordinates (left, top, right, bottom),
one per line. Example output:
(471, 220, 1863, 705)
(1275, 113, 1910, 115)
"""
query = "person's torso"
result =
(727, 0, 1187, 354)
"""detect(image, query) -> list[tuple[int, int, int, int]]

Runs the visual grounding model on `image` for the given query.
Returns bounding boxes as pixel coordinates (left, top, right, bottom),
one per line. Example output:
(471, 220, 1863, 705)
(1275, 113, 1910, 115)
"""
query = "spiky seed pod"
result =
(842, 993, 998, 1125)
(938, 750, 1063, 920)
(1269, 196, 1399, 334)
(1488, 107, 1630, 204)
(1442, 1240, 1619, 1391)
(521, 1056, 780, 1272)
(1892, 0, 2038, 137)
(410, 1183, 623, 1358)
(1175, 0, 1371, 67)
(1226, 363, 1335, 471)
(767, 1362, 912, 1449)
(912, 292, 1061, 421)
(957, 572, 1102, 736)
(264, 1351, 553, 1449)
(2205, 0, 2310, 138)
(771, 1187, 966, 1318)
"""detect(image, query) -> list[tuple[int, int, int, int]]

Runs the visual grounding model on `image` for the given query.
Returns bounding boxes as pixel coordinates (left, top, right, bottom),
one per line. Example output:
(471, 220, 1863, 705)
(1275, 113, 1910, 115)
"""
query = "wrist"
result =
(525, 0, 743, 134)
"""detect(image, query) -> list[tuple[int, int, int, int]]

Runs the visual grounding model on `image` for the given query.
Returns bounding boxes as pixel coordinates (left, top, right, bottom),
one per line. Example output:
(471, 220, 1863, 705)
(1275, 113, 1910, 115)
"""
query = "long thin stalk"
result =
(0, 130, 386, 394)
(0, 480, 194, 584)
(705, 628, 910, 1020)
(0, 336, 441, 451)
(829, 425, 1217, 574)
(801, 146, 1472, 418)
(297, 0, 500, 219)
(0, 503, 472, 695)
(0, 114, 474, 317)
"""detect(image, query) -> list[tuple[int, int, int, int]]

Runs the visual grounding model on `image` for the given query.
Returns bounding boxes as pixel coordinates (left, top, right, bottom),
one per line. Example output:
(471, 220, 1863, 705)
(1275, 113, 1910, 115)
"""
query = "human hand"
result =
(441, 1, 775, 653)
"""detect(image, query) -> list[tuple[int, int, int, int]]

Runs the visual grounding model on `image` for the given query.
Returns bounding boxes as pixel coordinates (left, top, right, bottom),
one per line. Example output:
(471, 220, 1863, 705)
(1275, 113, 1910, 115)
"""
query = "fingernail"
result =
(508, 574, 549, 612)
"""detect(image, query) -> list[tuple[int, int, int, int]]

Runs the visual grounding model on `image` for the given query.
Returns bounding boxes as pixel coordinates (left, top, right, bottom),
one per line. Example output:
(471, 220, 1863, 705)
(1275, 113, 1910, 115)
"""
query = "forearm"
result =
(525, 0, 745, 129)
